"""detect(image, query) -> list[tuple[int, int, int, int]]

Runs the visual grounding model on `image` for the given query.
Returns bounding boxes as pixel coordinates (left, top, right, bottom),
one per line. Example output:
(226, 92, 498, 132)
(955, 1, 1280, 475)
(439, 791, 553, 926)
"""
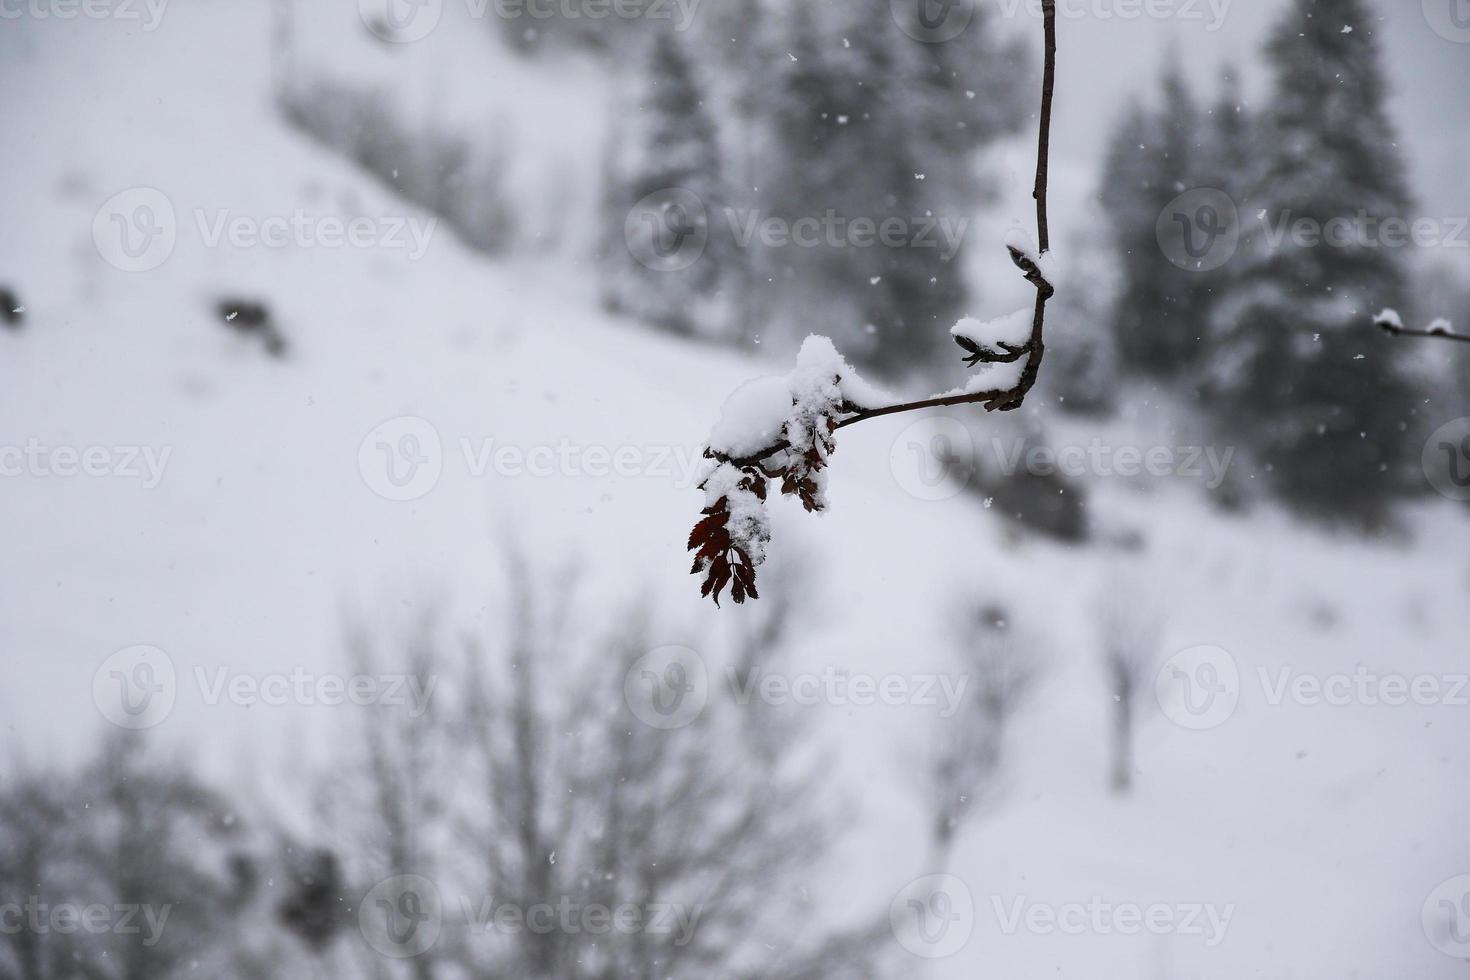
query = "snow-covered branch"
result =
(688, 3, 1060, 605)
(1373, 309, 1469, 345)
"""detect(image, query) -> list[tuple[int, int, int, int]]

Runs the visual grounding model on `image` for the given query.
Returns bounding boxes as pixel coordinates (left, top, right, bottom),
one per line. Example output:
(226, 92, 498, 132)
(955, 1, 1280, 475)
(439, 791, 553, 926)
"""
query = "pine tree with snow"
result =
(1099, 98, 1175, 375)
(1099, 56, 1211, 378)
(604, 31, 728, 338)
(1205, 0, 1421, 524)
(764, 0, 1029, 374)
(1191, 65, 1255, 358)
(1200, 65, 1252, 191)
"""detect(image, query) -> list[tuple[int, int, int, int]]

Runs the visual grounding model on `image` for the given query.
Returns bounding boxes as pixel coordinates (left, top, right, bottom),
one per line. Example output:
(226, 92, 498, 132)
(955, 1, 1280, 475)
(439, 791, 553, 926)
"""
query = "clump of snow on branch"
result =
(1006, 228, 1061, 289)
(1373, 308, 1404, 331)
(1374, 308, 1458, 336)
(952, 309, 1032, 360)
(707, 335, 890, 459)
(692, 336, 892, 604)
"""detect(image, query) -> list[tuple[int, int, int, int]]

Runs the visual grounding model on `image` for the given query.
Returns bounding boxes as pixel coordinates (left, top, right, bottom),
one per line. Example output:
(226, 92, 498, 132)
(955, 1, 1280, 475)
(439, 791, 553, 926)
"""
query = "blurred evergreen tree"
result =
(1099, 55, 1213, 378)
(1205, 0, 1421, 525)
(603, 32, 729, 338)
(764, 0, 1030, 375)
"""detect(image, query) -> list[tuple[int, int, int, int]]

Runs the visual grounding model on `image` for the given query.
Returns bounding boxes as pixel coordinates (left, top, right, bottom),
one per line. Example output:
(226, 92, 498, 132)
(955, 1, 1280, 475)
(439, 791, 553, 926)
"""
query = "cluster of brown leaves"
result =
(778, 414, 837, 513)
(688, 411, 840, 605)
(688, 469, 765, 606)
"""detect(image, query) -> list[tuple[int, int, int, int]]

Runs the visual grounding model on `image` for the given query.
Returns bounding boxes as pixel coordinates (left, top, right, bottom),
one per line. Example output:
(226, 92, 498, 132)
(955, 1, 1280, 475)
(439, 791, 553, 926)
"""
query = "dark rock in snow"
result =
(0, 286, 23, 327)
(216, 297, 287, 358)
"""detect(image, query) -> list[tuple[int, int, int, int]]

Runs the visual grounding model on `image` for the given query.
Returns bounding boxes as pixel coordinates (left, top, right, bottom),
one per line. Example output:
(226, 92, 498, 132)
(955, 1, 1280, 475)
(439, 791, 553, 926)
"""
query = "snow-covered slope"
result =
(2, 6, 1469, 979)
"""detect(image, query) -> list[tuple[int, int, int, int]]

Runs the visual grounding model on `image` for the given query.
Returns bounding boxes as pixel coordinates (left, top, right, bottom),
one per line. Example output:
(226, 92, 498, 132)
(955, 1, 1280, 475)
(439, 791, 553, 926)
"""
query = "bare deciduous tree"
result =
(0, 736, 252, 980)
(446, 565, 894, 979)
(1097, 590, 1164, 795)
(926, 603, 1038, 863)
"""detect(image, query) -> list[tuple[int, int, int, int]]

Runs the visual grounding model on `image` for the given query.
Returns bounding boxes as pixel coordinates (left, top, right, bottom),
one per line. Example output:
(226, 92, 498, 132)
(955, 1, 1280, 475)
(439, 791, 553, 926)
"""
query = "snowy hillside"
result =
(2, 5, 1469, 979)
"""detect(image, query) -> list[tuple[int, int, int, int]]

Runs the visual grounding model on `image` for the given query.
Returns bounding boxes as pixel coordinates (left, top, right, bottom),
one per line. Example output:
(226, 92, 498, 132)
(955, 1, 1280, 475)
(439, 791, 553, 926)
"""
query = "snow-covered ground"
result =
(2, 5, 1469, 978)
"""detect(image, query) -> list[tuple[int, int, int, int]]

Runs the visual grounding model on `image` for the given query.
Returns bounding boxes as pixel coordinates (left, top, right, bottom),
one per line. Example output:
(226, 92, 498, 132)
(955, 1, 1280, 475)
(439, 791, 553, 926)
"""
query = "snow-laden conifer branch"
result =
(1373, 309, 1469, 345)
(689, 2, 1059, 605)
